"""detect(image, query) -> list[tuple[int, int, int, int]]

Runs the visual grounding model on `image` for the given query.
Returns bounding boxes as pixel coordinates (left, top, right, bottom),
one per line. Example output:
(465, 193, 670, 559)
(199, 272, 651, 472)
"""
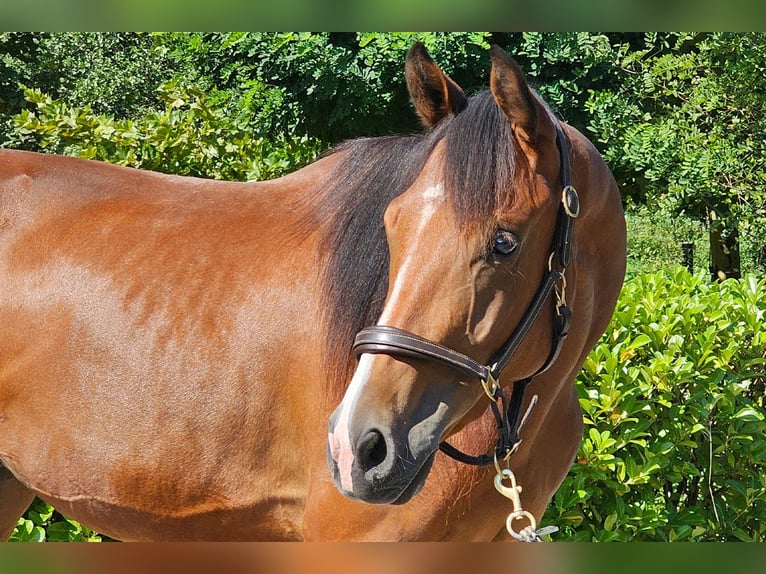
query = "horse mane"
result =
(313, 90, 518, 384)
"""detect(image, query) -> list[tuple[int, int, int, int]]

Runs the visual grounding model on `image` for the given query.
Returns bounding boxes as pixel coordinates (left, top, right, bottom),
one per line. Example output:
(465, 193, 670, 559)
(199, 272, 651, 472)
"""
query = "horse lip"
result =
(326, 442, 436, 505)
(360, 447, 435, 505)
(389, 451, 435, 505)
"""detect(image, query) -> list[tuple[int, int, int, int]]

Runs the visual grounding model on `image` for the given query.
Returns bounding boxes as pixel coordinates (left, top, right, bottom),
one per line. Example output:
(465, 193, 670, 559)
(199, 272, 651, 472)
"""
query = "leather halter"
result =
(352, 121, 580, 467)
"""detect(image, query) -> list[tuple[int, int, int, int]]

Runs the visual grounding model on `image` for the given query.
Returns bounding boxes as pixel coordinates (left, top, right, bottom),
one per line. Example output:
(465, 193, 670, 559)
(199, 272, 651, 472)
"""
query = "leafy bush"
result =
(0, 33, 178, 145)
(11, 499, 102, 542)
(20, 33, 174, 119)
(545, 267, 766, 541)
(8, 82, 322, 182)
(155, 32, 494, 143)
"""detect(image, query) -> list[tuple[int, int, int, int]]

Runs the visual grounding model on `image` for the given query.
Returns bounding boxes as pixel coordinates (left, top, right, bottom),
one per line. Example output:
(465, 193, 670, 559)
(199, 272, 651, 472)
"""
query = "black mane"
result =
(315, 90, 517, 381)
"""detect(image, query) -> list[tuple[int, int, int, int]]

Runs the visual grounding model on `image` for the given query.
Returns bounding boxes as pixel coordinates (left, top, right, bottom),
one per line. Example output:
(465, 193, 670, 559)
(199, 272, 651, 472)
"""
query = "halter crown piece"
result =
(353, 119, 579, 468)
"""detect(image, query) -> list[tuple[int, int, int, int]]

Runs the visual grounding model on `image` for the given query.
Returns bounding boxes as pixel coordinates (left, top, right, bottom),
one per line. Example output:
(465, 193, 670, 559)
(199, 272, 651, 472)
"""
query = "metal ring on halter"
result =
(562, 185, 580, 218)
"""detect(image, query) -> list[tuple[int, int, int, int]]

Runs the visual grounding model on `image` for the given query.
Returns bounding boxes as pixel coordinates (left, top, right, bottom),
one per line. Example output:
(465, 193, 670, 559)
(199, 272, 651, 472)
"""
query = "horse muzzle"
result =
(326, 409, 440, 505)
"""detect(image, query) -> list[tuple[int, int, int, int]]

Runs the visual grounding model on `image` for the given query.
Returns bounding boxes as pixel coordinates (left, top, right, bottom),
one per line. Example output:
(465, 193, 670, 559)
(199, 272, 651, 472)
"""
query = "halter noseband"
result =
(352, 121, 579, 467)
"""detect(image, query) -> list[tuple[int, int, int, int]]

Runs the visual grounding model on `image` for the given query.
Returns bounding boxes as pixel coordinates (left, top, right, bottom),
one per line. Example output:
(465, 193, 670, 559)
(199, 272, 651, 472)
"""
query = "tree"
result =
(155, 32, 495, 143)
(0, 33, 177, 145)
(586, 32, 766, 279)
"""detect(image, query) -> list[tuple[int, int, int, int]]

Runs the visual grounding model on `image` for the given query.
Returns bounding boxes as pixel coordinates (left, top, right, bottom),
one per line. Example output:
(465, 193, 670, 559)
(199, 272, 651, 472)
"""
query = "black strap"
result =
(488, 269, 561, 378)
(554, 123, 579, 268)
(437, 379, 532, 467)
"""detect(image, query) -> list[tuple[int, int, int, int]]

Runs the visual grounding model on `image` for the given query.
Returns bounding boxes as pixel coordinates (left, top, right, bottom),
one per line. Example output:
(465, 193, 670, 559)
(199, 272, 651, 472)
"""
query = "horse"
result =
(0, 43, 625, 541)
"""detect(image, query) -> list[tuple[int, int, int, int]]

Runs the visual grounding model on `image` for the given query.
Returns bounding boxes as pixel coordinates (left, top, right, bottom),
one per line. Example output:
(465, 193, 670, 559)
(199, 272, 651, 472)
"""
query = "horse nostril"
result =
(357, 429, 388, 472)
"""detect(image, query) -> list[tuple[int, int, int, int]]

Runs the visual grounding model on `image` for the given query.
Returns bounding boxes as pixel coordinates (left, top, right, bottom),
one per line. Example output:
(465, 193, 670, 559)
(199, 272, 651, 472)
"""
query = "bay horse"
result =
(0, 43, 625, 541)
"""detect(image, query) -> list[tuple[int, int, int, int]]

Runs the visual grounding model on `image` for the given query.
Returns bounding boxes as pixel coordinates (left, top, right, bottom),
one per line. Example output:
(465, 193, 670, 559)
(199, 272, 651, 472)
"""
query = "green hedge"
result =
(9, 84, 322, 182)
(544, 267, 766, 541)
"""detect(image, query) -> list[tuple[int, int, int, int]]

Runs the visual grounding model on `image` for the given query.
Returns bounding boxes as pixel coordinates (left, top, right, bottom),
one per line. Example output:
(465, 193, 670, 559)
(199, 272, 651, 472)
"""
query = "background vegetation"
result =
(1, 32, 764, 541)
(545, 268, 766, 541)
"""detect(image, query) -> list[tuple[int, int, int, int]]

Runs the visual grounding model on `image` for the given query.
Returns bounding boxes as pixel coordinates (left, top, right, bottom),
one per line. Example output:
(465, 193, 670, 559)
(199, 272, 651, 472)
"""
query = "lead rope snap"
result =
(493, 458, 559, 542)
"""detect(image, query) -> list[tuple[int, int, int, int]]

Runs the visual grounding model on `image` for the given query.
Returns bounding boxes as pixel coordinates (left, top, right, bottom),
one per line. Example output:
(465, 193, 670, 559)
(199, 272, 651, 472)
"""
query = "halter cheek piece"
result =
(352, 121, 579, 467)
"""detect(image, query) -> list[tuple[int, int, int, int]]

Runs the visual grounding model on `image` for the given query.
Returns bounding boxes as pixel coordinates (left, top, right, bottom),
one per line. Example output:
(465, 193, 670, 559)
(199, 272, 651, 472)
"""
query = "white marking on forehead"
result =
(378, 181, 445, 325)
(422, 182, 446, 201)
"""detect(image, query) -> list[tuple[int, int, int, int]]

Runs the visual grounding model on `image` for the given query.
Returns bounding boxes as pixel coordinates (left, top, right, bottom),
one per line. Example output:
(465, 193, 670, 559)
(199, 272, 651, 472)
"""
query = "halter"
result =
(352, 121, 579, 467)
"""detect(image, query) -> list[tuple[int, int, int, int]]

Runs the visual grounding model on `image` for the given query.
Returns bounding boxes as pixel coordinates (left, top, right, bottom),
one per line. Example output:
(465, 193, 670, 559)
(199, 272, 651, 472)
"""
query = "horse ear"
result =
(405, 42, 467, 128)
(489, 45, 540, 144)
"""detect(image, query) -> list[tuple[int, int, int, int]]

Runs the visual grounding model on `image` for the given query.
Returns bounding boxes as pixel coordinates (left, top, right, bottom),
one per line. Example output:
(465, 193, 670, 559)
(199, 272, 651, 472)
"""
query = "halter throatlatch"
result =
(352, 120, 578, 468)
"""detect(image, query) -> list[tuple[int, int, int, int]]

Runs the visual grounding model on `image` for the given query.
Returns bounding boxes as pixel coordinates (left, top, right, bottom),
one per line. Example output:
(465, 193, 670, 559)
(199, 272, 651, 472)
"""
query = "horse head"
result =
(327, 43, 620, 506)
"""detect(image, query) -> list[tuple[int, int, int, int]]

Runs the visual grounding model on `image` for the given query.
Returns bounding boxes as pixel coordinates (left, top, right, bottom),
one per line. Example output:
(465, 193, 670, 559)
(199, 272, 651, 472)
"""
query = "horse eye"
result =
(492, 230, 519, 256)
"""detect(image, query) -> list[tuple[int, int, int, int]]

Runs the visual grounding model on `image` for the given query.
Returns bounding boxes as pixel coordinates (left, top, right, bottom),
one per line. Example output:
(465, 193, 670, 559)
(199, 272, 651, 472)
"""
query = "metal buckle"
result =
(562, 185, 580, 218)
(554, 271, 567, 311)
(547, 252, 568, 313)
(481, 370, 500, 401)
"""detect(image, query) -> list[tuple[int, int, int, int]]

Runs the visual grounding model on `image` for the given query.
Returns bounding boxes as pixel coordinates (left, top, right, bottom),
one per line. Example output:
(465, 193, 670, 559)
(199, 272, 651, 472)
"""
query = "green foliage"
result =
(625, 207, 709, 277)
(586, 33, 766, 229)
(9, 82, 322, 181)
(545, 268, 766, 541)
(585, 32, 766, 275)
(626, 206, 765, 277)
(155, 32, 493, 143)
(495, 32, 624, 132)
(22, 33, 174, 119)
(10, 499, 102, 542)
(0, 33, 41, 114)
(0, 33, 177, 145)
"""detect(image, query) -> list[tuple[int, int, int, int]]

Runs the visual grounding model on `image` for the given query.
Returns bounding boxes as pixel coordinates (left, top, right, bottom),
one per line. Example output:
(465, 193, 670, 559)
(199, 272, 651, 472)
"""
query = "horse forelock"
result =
(442, 91, 518, 231)
(314, 90, 521, 387)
